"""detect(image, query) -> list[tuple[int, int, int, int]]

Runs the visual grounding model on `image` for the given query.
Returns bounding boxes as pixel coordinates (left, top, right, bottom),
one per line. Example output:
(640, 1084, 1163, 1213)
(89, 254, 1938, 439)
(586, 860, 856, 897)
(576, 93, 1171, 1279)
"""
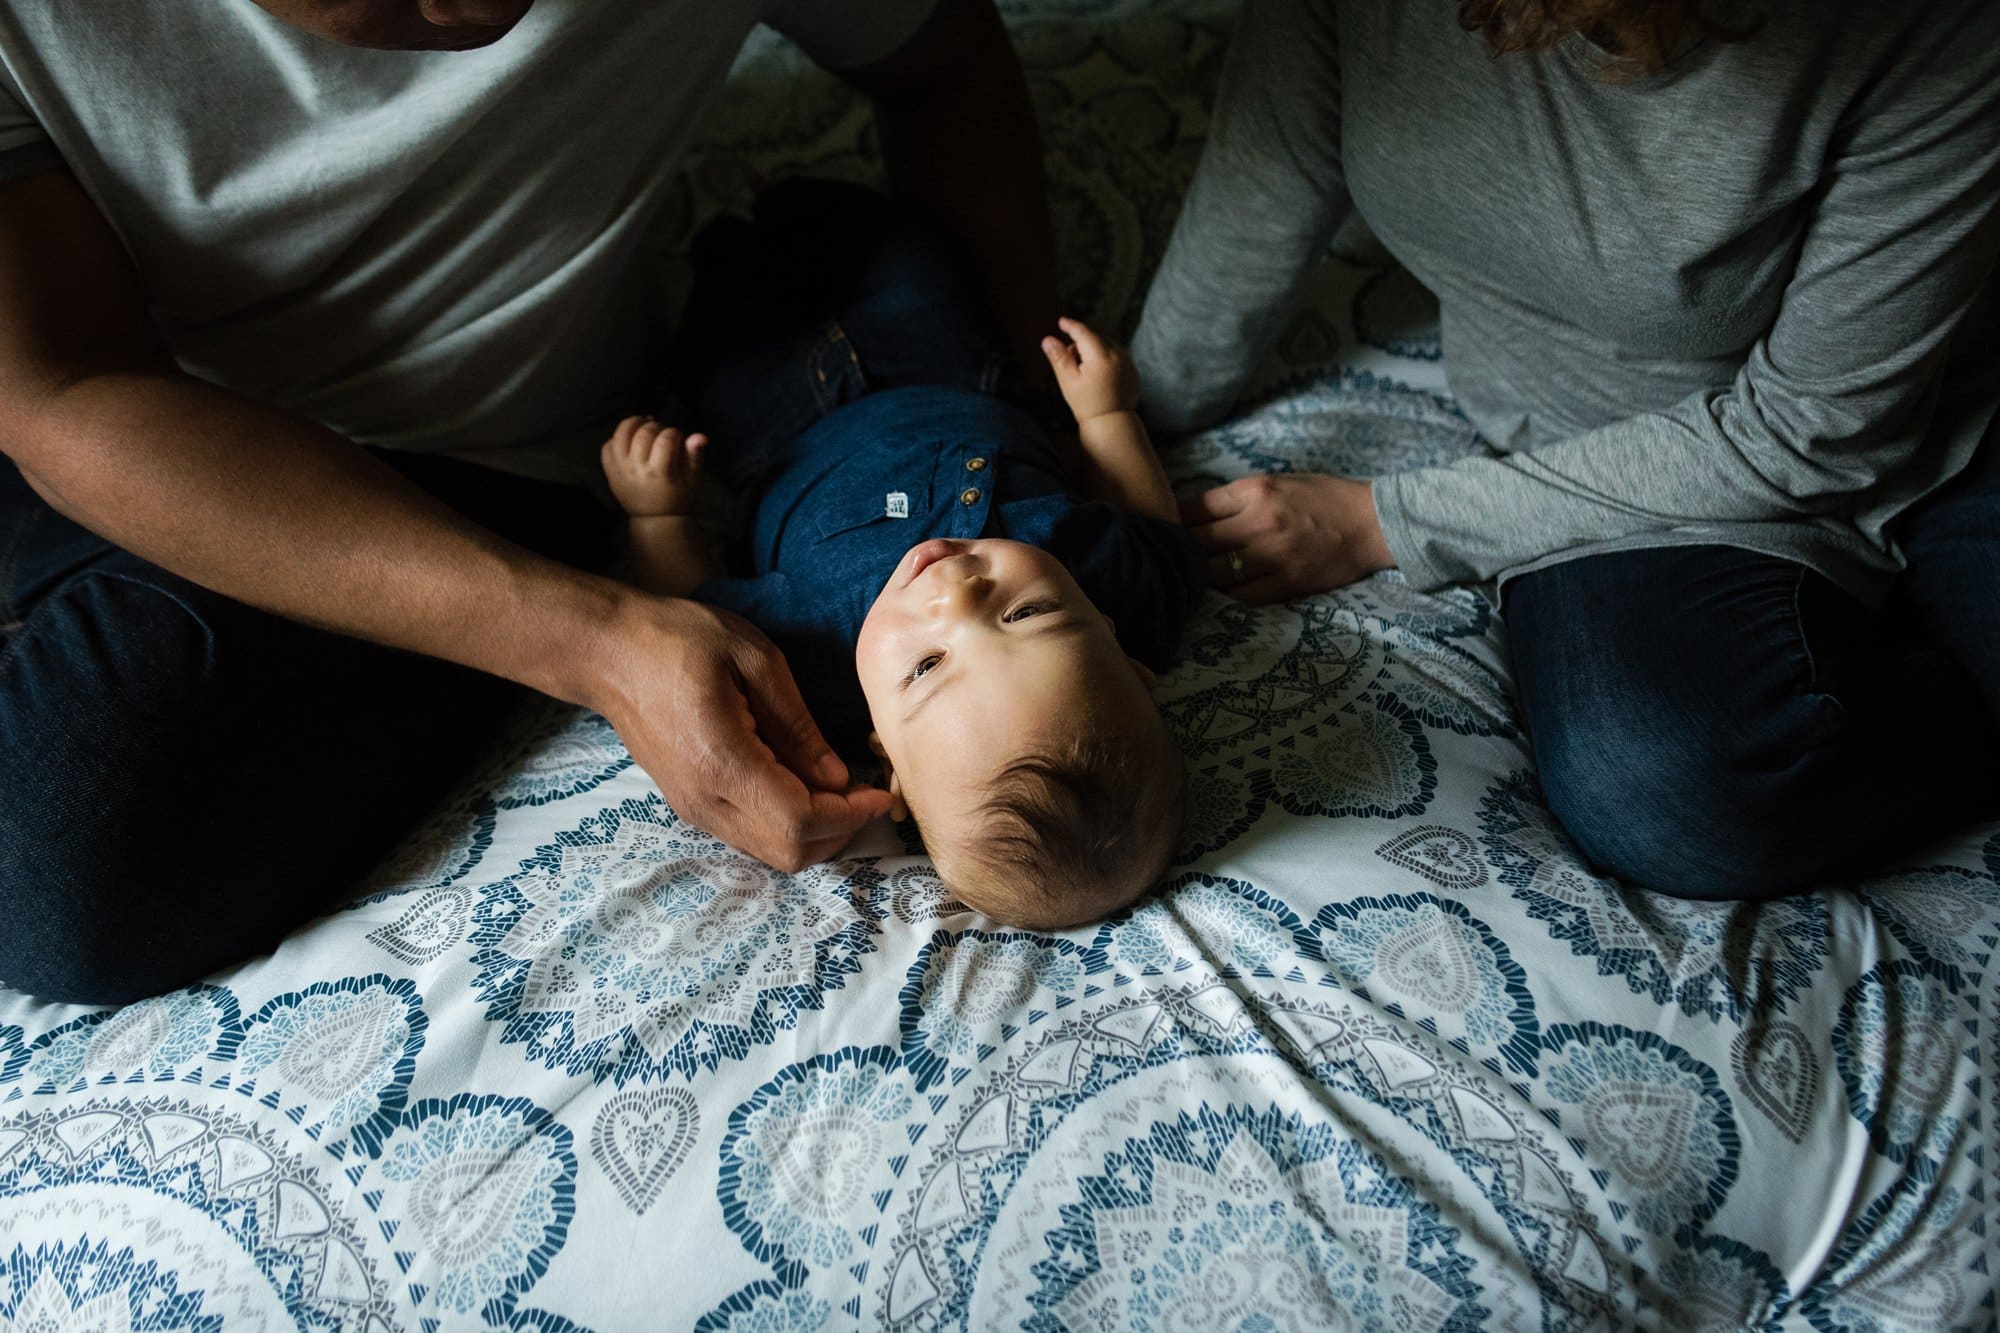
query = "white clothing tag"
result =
(885, 491, 910, 518)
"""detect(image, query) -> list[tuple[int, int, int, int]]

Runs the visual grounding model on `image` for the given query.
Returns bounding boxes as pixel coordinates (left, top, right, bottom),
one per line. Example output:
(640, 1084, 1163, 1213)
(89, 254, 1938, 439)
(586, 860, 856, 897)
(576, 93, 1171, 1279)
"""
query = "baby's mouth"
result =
(901, 538, 969, 589)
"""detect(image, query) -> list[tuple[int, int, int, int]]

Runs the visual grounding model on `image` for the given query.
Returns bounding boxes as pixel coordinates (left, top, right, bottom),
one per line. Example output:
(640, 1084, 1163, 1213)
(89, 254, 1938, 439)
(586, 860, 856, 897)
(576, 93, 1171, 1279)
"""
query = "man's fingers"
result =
(792, 787, 897, 865)
(736, 646, 850, 791)
(1179, 482, 1250, 526)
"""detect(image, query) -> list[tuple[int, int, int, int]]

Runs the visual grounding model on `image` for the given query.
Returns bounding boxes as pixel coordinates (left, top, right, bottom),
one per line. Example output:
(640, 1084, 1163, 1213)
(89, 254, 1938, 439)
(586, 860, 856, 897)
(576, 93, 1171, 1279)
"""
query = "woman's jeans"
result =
(1504, 416, 2000, 898)
(0, 454, 612, 1004)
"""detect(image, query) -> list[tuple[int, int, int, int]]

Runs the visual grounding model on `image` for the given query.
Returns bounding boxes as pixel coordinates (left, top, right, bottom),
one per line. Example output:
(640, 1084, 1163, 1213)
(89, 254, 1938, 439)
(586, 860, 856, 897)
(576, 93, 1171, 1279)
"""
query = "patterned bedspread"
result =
(4, 3, 1997, 1329)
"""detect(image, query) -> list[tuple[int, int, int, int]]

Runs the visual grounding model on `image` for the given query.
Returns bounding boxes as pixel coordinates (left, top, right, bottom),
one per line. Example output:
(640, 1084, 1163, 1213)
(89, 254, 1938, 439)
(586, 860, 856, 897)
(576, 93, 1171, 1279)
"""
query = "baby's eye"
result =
(1003, 601, 1053, 623)
(907, 652, 944, 683)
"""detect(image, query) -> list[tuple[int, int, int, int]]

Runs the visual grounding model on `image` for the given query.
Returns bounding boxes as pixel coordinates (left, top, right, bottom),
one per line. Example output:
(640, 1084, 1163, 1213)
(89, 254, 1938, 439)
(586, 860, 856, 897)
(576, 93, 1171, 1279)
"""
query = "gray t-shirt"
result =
(1134, 0, 2000, 601)
(0, 0, 936, 483)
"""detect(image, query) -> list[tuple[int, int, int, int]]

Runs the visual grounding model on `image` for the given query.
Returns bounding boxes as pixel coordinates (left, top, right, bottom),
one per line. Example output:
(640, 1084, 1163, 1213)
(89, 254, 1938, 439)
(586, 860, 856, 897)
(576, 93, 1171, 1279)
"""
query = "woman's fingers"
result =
(1179, 480, 1253, 526)
(1183, 509, 1263, 555)
(1206, 544, 1258, 587)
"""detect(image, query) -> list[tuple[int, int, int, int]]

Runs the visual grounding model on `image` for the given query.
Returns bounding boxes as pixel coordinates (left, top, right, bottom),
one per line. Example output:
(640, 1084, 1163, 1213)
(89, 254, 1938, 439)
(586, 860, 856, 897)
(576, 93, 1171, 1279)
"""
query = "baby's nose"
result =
(932, 572, 991, 612)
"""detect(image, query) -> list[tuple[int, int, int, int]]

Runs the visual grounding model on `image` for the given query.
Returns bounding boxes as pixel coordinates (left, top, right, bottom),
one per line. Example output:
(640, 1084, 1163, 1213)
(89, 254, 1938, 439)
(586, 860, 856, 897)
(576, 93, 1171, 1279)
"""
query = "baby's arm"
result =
(1040, 318, 1177, 525)
(599, 416, 719, 599)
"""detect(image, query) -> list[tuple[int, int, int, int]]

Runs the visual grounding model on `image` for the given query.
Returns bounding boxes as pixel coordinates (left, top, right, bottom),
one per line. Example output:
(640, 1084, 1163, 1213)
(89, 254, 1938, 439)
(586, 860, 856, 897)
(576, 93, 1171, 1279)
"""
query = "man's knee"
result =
(0, 817, 217, 1005)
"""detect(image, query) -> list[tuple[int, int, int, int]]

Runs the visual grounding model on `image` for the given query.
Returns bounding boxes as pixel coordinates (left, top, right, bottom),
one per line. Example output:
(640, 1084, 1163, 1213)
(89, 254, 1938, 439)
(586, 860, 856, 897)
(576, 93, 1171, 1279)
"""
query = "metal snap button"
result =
(959, 487, 981, 506)
(965, 456, 987, 472)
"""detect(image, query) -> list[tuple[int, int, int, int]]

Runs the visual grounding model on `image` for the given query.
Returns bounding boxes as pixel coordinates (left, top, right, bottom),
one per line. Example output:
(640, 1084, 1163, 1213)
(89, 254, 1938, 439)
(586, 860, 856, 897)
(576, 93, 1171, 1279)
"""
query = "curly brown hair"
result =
(1457, 0, 1757, 75)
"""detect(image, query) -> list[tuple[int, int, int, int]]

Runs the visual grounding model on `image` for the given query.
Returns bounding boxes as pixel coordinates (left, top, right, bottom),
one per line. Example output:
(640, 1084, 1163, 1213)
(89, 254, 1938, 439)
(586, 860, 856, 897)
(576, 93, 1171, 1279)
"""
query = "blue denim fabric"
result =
(0, 453, 615, 1003)
(1504, 419, 2000, 899)
(675, 181, 1205, 762)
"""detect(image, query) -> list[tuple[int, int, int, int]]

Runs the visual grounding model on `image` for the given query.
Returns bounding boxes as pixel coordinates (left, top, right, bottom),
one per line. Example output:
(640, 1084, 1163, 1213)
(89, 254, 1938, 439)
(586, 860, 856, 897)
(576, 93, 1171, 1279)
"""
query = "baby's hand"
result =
(601, 416, 708, 518)
(1041, 317, 1140, 425)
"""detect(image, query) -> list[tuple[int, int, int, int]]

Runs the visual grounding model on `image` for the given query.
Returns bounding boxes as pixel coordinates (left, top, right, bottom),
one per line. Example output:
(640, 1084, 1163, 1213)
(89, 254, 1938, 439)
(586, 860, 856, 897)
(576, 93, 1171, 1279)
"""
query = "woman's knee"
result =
(1532, 709, 1829, 901)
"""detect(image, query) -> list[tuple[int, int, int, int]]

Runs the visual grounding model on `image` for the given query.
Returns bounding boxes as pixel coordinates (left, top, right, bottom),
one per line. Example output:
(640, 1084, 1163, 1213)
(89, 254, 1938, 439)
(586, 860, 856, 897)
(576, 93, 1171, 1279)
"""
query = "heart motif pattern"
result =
(1731, 1021, 1818, 1143)
(592, 1087, 700, 1215)
(368, 885, 473, 967)
(1582, 1082, 1700, 1194)
(1375, 826, 1487, 889)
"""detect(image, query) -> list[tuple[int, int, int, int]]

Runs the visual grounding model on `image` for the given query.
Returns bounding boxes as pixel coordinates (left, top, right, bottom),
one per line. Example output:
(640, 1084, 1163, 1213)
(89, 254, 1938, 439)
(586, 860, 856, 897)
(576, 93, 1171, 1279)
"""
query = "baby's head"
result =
(856, 538, 1185, 928)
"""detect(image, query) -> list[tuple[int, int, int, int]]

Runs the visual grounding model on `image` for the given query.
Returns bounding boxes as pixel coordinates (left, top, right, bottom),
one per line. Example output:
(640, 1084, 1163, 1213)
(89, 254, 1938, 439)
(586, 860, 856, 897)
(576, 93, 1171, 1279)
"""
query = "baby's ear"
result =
(867, 732, 912, 822)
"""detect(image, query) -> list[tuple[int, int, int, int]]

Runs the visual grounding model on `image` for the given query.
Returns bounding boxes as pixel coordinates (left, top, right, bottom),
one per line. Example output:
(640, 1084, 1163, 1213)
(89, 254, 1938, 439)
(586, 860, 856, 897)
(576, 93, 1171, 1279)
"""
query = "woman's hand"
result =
(1180, 473, 1395, 603)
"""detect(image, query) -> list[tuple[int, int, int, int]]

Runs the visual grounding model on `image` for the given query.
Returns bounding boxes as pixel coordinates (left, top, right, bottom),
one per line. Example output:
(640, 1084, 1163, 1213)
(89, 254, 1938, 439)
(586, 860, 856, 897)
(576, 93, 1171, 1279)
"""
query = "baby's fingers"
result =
(682, 432, 710, 472)
(1057, 316, 1109, 362)
(1040, 334, 1080, 375)
(611, 415, 651, 452)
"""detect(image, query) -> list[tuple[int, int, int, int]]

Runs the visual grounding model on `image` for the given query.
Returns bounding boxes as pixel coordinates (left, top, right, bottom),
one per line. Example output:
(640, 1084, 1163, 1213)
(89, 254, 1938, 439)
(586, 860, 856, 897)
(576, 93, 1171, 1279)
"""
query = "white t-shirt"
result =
(0, 0, 937, 481)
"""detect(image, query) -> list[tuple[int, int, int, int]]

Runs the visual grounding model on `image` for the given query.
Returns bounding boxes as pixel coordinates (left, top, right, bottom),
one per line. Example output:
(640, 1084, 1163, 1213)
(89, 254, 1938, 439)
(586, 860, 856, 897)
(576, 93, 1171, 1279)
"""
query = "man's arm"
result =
(832, 0, 1059, 382)
(0, 168, 886, 870)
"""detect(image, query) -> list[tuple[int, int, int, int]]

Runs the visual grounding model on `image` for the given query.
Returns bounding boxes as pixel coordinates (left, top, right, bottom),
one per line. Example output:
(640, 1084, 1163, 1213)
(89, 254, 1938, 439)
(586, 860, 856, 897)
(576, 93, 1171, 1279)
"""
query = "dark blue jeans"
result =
(0, 453, 613, 1003)
(1505, 421, 2000, 899)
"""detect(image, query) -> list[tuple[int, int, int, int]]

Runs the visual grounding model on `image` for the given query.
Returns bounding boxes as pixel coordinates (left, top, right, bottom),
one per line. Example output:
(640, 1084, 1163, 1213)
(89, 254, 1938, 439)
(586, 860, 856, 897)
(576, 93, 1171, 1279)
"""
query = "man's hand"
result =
(601, 416, 708, 518)
(1181, 473, 1395, 603)
(1041, 317, 1139, 424)
(589, 594, 894, 871)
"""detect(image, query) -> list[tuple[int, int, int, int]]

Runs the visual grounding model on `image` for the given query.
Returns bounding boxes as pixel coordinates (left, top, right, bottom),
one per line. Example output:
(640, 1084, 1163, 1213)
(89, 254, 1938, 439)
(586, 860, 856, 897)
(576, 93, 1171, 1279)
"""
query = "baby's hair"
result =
(947, 726, 1188, 929)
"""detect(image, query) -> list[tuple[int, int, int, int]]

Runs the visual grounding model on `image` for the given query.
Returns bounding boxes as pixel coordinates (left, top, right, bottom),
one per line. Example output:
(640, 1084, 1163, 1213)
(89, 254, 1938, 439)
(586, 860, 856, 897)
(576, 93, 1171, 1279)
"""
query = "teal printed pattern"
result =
(1, 1, 1995, 1328)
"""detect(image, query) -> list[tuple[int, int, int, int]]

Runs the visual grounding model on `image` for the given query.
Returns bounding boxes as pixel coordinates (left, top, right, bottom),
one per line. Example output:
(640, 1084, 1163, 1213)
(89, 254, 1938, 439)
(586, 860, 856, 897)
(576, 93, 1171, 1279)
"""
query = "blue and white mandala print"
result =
(1832, 960, 1976, 1171)
(1856, 865, 1998, 990)
(1314, 894, 1539, 1075)
(1093, 874, 1311, 981)
(718, 1046, 917, 1275)
(1479, 772, 1827, 1022)
(901, 933, 1088, 1091)
(19, 986, 240, 1095)
(489, 707, 634, 810)
(237, 976, 425, 1141)
(353, 1094, 576, 1325)
(472, 798, 877, 1084)
(1799, 1175, 1981, 1333)
(1537, 1024, 1737, 1238)
(1177, 367, 1481, 483)
(1031, 1105, 1481, 1333)
(0, 1096, 400, 1331)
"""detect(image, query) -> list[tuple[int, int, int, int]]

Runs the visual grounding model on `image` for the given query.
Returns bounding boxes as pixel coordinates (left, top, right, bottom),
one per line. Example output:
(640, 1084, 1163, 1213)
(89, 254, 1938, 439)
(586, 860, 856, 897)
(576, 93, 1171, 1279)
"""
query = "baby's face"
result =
(856, 538, 1157, 869)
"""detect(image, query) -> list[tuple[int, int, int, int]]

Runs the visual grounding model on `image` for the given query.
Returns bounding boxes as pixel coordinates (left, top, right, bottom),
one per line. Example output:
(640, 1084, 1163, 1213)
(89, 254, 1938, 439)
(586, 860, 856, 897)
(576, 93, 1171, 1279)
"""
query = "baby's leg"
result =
(670, 214, 841, 492)
(670, 181, 1013, 489)
(748, 180, 1013, 396)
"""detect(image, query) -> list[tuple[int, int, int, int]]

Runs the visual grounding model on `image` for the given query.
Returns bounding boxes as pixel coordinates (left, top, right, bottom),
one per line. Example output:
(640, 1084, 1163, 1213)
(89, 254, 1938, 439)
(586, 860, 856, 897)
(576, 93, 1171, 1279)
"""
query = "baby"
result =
(600, 180, 1203, 929)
